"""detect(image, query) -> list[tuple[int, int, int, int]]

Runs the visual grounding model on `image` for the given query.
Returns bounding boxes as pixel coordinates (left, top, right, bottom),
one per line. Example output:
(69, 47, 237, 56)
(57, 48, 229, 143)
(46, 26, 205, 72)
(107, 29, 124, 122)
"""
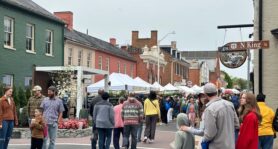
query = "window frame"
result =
(4, 16, 14, 48)
(78, 50, 83, 66)
(117, 61, 121, 73)
(2, 74, 13, 87)
(24, 76, 32, 87)
(98, 56, 103, 69)
(26, 23, 35, 52)
(68, 48, 73, 65)
(106, 58, 110, 71)
(87, 51, 92, 68)
(124, 63, 127, 74)
(45, 29, 53, 56)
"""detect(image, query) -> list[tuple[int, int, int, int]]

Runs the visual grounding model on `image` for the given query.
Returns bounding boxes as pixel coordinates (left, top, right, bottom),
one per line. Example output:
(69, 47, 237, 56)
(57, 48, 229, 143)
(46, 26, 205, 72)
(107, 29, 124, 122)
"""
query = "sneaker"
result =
(143, 136, 148, 143)
(149, 139, 154, 143)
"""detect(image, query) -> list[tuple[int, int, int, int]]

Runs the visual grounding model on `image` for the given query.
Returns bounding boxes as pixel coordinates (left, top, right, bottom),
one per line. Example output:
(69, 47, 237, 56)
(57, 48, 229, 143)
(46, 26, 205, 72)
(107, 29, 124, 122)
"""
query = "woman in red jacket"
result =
(0, 86, 18, 149)
(236, 92, 262, 149)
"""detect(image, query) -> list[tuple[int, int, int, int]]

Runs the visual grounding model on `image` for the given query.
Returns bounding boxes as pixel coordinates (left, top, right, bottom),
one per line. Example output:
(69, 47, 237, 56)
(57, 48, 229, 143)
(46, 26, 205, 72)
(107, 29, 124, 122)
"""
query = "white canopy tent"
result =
(192, 85, 203, 94)
(177, 86, 196, 94)
(134, 77, 152, 88)
(87, 73, 147, 93)
(35, 66, 109, 118)
(152, 82, 164, 91)
(162, 83, 178, 91)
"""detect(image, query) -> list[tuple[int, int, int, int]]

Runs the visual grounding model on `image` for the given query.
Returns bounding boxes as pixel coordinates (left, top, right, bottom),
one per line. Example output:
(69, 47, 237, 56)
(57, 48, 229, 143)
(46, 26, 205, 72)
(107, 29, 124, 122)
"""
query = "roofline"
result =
(65, 36, 137, 62)
(1, 1, 65, 24)
(96, 49, 137, 62)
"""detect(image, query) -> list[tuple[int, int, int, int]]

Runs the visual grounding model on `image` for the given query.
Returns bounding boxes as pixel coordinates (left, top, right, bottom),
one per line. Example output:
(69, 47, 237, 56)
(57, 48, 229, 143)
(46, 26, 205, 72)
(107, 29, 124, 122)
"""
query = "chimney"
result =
(121, 45, 128, 51)
(109, 38, 116, 46)
(54, 11, 73, 30)
(151, 30, 158, 45)
(132, 31, 139, 46)
(171, 41, 177, 50)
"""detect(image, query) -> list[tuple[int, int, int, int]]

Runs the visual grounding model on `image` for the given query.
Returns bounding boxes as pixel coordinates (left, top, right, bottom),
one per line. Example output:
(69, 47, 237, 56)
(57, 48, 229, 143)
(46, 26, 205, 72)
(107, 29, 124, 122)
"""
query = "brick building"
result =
(181, 51, 221, 87)
(126, 30, 189, 86)
(54, 11, 136, 83)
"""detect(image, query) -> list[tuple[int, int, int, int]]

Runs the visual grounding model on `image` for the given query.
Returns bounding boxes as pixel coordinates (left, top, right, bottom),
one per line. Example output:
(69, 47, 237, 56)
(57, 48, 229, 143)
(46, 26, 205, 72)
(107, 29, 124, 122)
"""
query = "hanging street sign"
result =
(218, 40, 269, 69)
(219, 40, 269, 52)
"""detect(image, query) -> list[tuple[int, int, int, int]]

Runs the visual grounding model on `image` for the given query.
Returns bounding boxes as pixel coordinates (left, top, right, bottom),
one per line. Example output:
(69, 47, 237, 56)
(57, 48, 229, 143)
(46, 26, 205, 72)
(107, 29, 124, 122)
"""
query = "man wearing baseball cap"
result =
(202, 83, 239, 149)
(27, 85, 45, 122)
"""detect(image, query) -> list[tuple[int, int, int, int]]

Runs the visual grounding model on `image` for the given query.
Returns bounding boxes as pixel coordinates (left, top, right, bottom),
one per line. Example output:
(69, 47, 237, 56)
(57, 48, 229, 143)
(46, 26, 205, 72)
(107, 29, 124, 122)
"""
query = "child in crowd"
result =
(30, 108, 46, 149)
(188, 104, 196, 127)
(173, 113, 195, 149)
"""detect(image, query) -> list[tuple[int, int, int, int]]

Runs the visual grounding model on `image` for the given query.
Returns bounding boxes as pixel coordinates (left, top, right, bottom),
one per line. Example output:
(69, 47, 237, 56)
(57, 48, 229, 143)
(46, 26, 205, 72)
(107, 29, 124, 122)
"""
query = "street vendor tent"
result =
(162, 83, 178, 91)
(134, 77, 153, 88)
(152, 82, 164, 91)
(191, 85, 203, 94)
(177, 86, 196, 94)
(87, 73, 146, 93)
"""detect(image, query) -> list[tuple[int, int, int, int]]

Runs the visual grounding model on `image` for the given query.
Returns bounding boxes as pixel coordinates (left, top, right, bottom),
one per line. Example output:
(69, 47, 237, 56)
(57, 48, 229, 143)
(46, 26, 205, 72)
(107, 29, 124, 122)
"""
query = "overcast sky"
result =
(33, 0, 254, 79)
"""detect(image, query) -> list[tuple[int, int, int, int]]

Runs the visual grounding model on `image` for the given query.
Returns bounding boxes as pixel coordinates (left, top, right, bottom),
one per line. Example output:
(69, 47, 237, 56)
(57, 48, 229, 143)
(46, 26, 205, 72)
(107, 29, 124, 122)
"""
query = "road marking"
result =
(10, 143, 167, 149)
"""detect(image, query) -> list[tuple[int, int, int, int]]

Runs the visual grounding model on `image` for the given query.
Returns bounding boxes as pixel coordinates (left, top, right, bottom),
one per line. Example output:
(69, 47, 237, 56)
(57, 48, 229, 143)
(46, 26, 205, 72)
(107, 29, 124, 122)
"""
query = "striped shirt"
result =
(121, 98, 143, 125)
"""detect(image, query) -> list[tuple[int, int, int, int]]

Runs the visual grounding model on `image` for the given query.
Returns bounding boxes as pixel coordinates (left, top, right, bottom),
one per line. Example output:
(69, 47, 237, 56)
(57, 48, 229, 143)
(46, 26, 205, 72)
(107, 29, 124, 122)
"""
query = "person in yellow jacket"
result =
(143, 91, 160, 143)
(257, 93, 275, 149)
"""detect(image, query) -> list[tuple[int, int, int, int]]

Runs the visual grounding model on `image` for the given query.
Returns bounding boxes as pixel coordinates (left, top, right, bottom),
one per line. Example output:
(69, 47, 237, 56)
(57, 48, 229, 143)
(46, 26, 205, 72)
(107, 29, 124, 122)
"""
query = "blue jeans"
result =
(97, 128, 112, 149)
(258, 135, 274, 149)
(91, 125, 98, 149)
(113, 127, 123, 149)
(137, 122, 143, 142)
(43, 123, 58, 149)
(0, 120, 14, 149)
(123, 125, 138, 149)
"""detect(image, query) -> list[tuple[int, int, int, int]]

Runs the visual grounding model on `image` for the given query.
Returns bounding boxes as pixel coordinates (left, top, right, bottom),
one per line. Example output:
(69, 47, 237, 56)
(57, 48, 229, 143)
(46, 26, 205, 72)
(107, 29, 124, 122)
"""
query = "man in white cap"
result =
(27, 85, 45, 122)
(202, 83, 239, 149)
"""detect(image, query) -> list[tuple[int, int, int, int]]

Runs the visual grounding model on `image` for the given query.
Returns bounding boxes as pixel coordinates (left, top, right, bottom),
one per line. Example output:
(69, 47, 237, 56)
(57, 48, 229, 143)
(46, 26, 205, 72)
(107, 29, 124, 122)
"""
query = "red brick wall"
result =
(189, 69, 200, 85)
(132, 31, 157, 49)
(94, 51, 137, 82)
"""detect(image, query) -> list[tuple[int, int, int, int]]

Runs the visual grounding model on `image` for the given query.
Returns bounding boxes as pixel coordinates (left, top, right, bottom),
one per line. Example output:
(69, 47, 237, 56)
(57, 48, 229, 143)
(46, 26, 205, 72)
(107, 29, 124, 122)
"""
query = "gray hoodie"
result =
(174, 113, 195, 149)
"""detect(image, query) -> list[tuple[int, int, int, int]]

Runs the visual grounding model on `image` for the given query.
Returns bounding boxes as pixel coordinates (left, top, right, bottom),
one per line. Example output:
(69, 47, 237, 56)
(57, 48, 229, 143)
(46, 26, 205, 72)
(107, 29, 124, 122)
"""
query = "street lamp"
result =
(157, 31, 175, 84)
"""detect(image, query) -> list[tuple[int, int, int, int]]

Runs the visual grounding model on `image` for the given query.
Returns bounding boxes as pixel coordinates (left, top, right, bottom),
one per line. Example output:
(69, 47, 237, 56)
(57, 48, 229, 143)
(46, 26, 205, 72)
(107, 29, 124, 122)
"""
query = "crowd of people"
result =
(0, 83, 277, 149)
(0, 85, 64, 149)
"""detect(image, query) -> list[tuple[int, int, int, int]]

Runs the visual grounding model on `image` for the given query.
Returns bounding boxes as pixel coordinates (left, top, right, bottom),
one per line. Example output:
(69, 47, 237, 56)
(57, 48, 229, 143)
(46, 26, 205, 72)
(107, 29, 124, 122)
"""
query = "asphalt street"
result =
(10, 122, 179, 149)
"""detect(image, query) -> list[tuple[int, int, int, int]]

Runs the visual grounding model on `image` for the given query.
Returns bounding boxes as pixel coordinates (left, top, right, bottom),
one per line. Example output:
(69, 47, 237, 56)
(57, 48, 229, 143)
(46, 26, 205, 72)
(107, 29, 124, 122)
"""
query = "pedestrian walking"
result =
(202, 83, 239, 149)
(158, 95, 168, 125)
(40, 86, 64, 149)
(136, 94, 145, 142)
(143, 91, 160, 143)
(30, 108, 46, 149)
(27, 85, 45, 125)
(121, 93, 144, 149)
(173, 113, 195, 149)
(93, 92, 114, 149)
(113, 97, 125, 149)
(0, 86, 18, 149)
(89, 89, 104, 149)
(257, 93, 275, 149)
(236, 92, 262, 149)
(166, 96, 174, 123)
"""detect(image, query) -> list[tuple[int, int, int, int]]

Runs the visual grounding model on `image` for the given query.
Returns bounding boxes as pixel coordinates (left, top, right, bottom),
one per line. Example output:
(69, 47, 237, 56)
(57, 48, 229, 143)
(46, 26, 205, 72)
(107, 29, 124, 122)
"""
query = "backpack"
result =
(273, 108, 278, 131)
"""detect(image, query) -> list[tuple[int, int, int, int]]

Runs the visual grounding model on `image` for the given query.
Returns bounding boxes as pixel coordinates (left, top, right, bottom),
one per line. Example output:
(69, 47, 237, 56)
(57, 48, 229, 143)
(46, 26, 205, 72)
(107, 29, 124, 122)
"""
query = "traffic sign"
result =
(219, 40, 269, 52)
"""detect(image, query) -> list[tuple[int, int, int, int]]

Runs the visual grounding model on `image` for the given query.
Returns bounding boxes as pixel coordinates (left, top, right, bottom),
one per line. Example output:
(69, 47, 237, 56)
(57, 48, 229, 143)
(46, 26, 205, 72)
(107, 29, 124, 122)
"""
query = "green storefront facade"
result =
(0, 1, 64, 88)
